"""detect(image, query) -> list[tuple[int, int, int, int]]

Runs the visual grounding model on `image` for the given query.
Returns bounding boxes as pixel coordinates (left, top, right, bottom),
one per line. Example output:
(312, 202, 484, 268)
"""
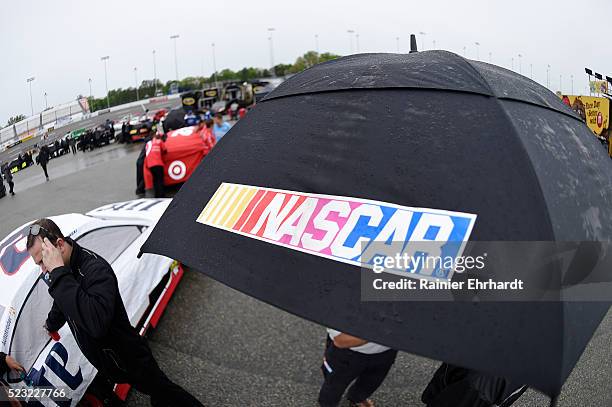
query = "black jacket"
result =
(38, 146, 50, 165)
(45, 239, 156, 382)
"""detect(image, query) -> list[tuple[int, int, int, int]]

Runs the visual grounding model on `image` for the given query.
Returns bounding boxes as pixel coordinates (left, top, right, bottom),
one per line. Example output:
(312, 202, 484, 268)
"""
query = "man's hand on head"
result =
(41, 237, 64, 273)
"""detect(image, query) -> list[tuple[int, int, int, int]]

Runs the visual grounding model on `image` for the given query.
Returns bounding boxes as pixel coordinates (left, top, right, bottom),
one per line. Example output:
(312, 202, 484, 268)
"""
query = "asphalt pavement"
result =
(0, 142, 610, 406)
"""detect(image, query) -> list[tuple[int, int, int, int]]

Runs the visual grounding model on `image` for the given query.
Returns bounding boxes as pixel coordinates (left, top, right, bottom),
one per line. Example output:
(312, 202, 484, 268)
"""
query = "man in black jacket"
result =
(26, 219, 203, 407)
(37, 146, 50, 181)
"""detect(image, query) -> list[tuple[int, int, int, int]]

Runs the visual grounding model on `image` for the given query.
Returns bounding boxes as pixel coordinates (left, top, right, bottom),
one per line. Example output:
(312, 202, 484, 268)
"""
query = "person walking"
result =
(37, 145, 50, 181)
(26, 219, 204, 407)
(145, 131, 167, 198)
(318, 329, 397, 407)
(69, 136, 77, 154)
(2, 164, 15, 196)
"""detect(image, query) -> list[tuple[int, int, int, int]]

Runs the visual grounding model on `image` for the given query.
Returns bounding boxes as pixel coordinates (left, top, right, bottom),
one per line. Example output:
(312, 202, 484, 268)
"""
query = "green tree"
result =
(6, 114, 26, 127)
(273, 63, 292, 77)
(289, 51, 341, 74)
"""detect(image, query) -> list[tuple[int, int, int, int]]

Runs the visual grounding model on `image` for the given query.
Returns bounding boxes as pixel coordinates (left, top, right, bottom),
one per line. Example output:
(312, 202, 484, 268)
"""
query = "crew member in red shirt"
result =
(145, 131, 167, 198)
(196, 119, 217, 156)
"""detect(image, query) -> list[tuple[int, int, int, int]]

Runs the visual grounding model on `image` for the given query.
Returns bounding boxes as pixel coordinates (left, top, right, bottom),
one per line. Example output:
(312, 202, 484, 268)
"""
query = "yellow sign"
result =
(183, 97, 196, 106)
(204, 90, 217, 97)
(560, 95, 610, 136)
(589, 80, 608, 94)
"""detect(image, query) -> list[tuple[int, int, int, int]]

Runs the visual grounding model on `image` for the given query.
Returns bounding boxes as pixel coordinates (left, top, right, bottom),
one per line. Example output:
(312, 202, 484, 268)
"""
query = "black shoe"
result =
(11, 192, 15, 196)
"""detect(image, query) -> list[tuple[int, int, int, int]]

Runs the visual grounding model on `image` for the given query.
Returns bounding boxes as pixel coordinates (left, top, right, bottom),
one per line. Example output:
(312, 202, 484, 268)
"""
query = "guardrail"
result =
(0, 94, 180, 151)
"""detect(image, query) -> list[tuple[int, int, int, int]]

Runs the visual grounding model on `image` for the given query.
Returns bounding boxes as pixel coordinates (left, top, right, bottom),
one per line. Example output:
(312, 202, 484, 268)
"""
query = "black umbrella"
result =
(141, 51, 612, 401)
(162, 106, 187, 132)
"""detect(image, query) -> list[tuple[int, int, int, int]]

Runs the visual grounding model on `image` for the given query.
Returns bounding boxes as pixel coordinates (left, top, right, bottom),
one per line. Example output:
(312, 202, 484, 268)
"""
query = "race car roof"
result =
(87, 198, 171, 224)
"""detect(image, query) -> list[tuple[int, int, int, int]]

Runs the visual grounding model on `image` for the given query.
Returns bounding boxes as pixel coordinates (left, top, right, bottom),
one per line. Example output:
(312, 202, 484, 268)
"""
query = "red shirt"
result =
(146, 138, 166, 168)
(199, 127, 217, 155)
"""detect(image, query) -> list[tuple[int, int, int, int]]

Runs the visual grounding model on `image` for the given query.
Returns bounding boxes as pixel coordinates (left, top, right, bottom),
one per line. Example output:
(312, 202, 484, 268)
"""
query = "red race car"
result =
(144, 126, 214, 190)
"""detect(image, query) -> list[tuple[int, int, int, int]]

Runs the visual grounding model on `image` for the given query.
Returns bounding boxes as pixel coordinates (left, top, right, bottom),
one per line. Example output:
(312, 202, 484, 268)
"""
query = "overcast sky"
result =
(1, 0, 610, 124)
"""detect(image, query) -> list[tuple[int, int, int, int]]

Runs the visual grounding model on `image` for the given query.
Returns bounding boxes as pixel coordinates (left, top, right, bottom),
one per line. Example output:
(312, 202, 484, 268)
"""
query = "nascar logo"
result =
(197, 183, 476, 279)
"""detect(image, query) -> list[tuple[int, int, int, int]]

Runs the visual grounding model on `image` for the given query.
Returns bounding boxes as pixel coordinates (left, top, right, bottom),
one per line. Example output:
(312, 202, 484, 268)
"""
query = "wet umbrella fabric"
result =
(140, 51, 612, 397)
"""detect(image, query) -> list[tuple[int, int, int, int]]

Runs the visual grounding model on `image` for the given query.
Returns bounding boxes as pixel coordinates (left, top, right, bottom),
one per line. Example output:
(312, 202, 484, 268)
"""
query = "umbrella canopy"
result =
(140, 51, 612, 397)
(162, 106, 187, 132)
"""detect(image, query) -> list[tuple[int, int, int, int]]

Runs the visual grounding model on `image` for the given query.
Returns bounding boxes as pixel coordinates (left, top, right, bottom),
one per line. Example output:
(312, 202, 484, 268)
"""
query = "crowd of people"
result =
(136, 110, 226, 198)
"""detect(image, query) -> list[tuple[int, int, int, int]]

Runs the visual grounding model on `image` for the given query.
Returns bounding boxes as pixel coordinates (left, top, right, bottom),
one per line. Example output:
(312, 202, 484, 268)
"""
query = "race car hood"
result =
(87, 198, 171, 225)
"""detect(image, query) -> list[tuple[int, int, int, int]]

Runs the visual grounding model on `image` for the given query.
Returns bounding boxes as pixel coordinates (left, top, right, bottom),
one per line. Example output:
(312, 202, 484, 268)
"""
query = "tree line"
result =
(88, 51, 339, 113)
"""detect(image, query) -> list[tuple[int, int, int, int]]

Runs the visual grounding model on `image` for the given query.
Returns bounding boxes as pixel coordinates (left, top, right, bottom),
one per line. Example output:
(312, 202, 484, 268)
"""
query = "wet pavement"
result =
(0, 144, 610, 406)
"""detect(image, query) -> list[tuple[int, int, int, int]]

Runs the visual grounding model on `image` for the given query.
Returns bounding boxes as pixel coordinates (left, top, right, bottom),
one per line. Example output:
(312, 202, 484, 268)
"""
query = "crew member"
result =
(212, 113, 231, 141)
(37, 145, 50, 181)
(69, 136, 77, 155)
(2, 164, 15, 196)
(319, 329, 397, 407)
(196, 119, 216, 156)
(26, 219, 204, 407)
(1, 351, 25, 406)
(145, 131, 166, 198)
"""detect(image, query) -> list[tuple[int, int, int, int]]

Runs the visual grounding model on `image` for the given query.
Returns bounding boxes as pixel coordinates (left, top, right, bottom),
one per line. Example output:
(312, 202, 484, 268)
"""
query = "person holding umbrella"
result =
(319, 329, 397, 407)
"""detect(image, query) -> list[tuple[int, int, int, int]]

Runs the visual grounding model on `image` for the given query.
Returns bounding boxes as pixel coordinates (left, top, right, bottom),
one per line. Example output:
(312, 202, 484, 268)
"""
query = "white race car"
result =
(0, 198, 182, 406)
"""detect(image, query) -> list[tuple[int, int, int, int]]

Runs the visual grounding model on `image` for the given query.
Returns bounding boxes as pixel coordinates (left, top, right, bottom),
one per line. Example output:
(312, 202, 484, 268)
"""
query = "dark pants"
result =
(318, 338, 397, 407)
(7, 181, 14, 195)
(41, 164, 49, 179)
(136, 147, 146, 194)
(71, 144, 76, 154)
(99, 347, 203, 407)
(150, 166, 165, 198)
(130, 363, 202, 406)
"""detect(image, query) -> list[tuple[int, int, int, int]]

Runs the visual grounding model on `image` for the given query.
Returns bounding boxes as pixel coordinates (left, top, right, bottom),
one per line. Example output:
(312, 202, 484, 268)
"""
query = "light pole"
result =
(463, 46, 466, 57)
(267, 27, 276, 76)
(355, 33, 360, 53)
(170, 34, 180, 81)
(511, 57, 514, 71)
(474, 42, 480, 60)
(315, 34, 319, 54)
(26, 76, 35, 116)
(546, 64, 550, 89)
(100, 56, 110, 108)
(44, 92, 48, 109)
(88, 78, 92, 100)
(347, 29, 354, 53)
(211, 42, 219, 89)
(432, 39, 436, 49)
(152, 50, 158, 95)
(396, 36, 400, 52)
(134, 67, 139, 101)
(530, 64, 533, 80)
(489, 52, 492, 63)
(518, 54, 522, 74)
(419, 31, 427, 50)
